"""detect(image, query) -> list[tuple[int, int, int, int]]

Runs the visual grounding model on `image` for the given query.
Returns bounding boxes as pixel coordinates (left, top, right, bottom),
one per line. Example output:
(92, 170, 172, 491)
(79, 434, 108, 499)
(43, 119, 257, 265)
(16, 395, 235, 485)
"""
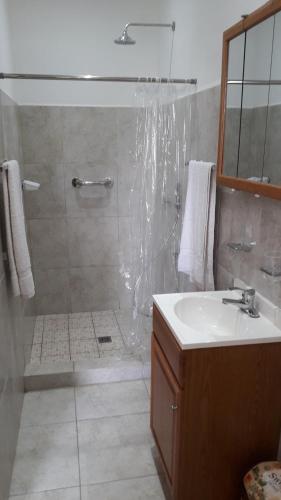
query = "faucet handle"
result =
(243, 288, 255, 296)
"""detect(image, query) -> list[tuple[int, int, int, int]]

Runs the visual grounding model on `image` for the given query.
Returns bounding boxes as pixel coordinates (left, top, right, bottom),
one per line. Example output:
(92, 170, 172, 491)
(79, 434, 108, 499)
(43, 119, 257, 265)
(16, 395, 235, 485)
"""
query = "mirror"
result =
(217, 1, 281, 199)
(263, 10, 281, 185)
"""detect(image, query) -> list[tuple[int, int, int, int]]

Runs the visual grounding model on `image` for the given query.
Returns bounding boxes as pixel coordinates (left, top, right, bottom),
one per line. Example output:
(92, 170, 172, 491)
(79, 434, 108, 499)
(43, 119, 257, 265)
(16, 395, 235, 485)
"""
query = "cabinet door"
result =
(151, 335, 182, 487)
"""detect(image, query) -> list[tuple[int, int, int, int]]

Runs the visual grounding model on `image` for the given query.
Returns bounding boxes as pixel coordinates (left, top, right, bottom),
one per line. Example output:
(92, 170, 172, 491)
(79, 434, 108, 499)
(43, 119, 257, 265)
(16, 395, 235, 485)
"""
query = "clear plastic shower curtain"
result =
(119, 82, 189, 361)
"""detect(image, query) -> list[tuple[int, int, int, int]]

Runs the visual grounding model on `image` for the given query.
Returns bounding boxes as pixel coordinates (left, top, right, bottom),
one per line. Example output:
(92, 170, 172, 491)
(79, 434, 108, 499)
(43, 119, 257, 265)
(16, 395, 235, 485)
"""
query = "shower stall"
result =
(0, 22, 196, 378)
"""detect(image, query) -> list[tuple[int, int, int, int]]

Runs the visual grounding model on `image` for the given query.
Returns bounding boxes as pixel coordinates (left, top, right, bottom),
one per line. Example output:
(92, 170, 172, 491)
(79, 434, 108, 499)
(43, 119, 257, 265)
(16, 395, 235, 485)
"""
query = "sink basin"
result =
(153, 288, 281, 349)
(174, 296, 239, 337)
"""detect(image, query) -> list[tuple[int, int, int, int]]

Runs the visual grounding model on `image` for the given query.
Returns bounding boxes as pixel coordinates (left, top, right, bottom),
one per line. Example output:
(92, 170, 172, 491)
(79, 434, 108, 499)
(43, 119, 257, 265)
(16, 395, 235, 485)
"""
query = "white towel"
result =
(2, 160, 35, 298)
(178, 160, 216, 291)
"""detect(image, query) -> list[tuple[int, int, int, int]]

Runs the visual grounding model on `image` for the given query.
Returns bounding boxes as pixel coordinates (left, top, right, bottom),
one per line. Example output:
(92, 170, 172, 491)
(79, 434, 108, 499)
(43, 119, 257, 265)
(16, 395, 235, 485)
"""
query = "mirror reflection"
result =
(223, 12, 281, 185)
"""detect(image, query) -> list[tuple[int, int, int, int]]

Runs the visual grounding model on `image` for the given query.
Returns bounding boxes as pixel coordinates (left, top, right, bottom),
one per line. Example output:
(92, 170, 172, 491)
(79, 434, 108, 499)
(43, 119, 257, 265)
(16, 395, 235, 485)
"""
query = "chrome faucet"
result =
(222, 287, 260, 318)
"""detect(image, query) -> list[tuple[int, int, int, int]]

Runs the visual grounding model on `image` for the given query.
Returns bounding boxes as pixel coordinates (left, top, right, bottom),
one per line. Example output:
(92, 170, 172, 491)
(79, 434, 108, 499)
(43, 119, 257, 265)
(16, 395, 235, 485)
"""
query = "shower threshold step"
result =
(24, 356, 150, 392)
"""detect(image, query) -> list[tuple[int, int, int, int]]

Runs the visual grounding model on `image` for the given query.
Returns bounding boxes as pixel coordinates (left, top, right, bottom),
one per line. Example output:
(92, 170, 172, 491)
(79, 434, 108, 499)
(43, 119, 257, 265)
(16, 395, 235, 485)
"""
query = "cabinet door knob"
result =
(171, 404, 178, 411)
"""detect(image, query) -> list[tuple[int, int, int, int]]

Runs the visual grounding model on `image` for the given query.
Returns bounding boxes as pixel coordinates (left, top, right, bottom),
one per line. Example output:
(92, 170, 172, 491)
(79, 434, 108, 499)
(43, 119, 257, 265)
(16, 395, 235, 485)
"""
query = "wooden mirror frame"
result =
(217, 0, 281, 200)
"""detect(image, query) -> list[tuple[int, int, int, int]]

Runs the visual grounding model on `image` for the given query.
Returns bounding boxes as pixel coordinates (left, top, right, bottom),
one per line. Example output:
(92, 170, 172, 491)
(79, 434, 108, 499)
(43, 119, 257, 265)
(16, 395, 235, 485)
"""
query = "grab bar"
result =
(72, 177, 114, 188)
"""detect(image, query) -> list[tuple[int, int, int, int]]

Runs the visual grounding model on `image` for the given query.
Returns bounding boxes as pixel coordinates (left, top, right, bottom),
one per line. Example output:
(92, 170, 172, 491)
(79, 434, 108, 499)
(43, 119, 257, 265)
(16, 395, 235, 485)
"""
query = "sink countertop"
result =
(153, 289, 281, 350)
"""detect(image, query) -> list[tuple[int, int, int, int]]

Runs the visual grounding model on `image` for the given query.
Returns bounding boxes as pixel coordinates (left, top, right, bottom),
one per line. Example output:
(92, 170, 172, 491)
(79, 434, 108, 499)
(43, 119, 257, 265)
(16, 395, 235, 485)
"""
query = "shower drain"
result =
(97, 336, 112, 344)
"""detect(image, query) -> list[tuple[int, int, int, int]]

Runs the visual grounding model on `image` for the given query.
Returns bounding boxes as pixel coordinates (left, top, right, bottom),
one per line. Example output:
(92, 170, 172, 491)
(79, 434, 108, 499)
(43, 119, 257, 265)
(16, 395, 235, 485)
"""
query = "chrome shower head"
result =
(114, 22, 175, 46)
(114, 29, 136, 45)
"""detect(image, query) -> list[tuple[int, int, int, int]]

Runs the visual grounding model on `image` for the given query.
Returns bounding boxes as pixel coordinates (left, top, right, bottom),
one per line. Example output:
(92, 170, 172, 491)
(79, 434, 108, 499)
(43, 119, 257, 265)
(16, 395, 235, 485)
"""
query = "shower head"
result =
(114, 29, 136, 45)
(114, 22, 175, 46)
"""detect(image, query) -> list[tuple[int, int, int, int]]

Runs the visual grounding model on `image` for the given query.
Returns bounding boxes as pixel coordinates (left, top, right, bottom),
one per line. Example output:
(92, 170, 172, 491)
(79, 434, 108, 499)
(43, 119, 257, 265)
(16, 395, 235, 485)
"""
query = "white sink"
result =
(174, 296, 239, 337)
(153, 288, 281, 350)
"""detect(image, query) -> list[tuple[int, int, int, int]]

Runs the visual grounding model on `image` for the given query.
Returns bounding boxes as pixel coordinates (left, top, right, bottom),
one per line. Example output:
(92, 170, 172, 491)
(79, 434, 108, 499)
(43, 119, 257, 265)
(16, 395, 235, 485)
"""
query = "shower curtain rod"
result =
(0, 73, 197, 85)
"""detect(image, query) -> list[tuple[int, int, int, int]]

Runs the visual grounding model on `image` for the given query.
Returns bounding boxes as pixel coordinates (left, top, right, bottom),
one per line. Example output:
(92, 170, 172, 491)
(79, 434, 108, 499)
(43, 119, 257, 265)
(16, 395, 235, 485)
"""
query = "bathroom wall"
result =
(181, 83, 281, 307)
(0, 89, 28, 500)
(20, 97, 189, 316)
(20, 105, 138, 314)
(164, 0, 265, 93)
(6, 0, 172, 106)
(0, 0, 14, 99)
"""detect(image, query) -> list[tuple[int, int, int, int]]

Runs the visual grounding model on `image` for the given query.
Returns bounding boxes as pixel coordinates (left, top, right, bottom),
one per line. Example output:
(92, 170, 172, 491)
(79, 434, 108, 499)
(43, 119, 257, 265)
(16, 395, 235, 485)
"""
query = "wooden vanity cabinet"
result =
(151, 304, 281, 500)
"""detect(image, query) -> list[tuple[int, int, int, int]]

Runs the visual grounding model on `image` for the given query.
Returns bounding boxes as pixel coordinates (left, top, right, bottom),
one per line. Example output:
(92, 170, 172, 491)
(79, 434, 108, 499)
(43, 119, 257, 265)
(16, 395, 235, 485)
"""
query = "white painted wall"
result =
(0, 0, 14, 97)
(6, 0, 172, 106)
(166, 0, 266, 93)
(3, 0, 274, 106)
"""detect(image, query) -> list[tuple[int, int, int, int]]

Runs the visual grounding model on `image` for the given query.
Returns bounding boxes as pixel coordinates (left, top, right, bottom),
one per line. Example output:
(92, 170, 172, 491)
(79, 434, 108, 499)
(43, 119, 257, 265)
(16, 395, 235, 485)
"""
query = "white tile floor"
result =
(9, 380, 166, 500)
(30, 311, 134, 364)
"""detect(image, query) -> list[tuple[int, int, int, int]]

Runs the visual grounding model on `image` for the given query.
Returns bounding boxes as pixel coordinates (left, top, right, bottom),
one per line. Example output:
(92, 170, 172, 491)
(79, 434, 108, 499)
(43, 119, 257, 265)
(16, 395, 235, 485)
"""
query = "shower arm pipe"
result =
(0, 73, 197, 85)
(124, 21, 176, 31)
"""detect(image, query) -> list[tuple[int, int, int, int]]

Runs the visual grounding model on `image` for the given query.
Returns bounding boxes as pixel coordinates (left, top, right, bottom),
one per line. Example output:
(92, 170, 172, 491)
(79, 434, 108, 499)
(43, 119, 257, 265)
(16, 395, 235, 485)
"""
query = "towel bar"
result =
(0, 160, 40, 191)
(72, 177, 114, 188)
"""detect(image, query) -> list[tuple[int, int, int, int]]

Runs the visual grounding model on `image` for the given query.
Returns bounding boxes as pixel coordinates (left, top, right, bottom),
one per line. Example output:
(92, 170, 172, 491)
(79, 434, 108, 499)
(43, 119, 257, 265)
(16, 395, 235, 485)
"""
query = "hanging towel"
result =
(2, 160, 35, 298)
(178, 160, 216, 291)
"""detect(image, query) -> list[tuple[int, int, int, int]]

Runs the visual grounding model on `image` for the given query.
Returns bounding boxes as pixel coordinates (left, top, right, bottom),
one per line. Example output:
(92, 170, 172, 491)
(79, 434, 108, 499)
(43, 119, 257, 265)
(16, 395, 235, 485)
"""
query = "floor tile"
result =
(69, 318, 93, 330)
(30, 344, 42, 363)
(69, 312, 92, 320)
(94, 325, 121, 338)
(33, 319, 44, 344)
(78, 413, 157, 485)
(98, 336, 125, 357)
(44, 318, 68, 332)
(21, 388, 76, 427)
(9, 487, 80, 500)
(43, 329, 69, 344)
(144, 378, 151, 396)
(44, 314, 68, 321)
(69, 327, 95, 341)
(70, 339, 99, 361)
(25, 361, 74, 376)
(114, 309, 133, 326)
(92, 311, 117, 328)
(81, 476, 165, 499)
(75, 380, 149, 420)
(10, 422, 79, 495)
(41, 342, 70, 362)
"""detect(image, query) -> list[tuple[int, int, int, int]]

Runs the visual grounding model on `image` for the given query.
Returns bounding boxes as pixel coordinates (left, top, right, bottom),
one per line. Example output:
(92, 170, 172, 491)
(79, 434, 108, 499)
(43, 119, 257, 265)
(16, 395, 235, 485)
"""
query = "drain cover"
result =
(98, 336, 112, 344)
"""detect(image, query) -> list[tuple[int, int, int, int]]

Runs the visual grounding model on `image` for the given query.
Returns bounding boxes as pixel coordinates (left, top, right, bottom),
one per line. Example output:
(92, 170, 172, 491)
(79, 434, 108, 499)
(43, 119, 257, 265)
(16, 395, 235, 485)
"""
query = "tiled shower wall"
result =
(21, 86, 281, 316)
(20, 102, 189, 316)
(20, 106, 137, 315)
(0, 90, 28, 500)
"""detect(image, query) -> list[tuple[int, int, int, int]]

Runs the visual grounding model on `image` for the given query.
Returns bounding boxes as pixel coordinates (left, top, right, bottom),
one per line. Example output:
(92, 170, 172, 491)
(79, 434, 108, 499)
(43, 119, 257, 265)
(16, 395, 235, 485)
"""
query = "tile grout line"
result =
(15, 408, 151, 432)
(73, 409, 150, 425)
(79, 472, 160, 490)
(74, 386, 82, 500)
(91, 312, 101, 358)
(9, 485, 80, 498)
(143, 378, 150, 398)
(9, 474, 161, 498)
(113, 310, 127, 349)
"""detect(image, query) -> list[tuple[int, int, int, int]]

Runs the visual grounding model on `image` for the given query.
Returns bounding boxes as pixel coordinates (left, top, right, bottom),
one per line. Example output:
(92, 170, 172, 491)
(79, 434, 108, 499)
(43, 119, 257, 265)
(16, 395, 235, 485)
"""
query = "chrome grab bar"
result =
(72, 177, 114, 188)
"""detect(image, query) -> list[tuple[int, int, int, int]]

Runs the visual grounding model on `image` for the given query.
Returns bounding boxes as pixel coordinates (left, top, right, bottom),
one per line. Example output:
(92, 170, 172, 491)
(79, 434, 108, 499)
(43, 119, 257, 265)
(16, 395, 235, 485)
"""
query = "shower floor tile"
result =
(97, 336, 126, 357)
(95, 324, 121, 337)
(43, 329, 70, 344)
(70, 339, 99, 361)
(29, 310, 135, 365)
(41, 342, 70, 362)
(69, 327, 95, 341)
